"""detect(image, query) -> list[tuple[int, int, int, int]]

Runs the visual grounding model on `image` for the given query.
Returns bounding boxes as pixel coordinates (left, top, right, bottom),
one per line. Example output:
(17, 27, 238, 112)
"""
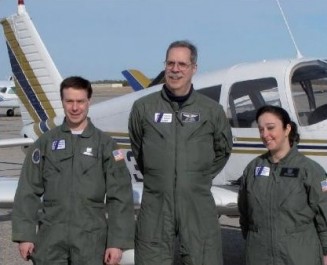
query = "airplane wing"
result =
(0, 174, 239, 217)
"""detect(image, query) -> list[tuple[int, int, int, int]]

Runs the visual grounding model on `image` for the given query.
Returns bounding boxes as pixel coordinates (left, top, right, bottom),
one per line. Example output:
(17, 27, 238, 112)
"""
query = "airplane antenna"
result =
(275, 0, 303, 58)
(18, 0, 26, 15)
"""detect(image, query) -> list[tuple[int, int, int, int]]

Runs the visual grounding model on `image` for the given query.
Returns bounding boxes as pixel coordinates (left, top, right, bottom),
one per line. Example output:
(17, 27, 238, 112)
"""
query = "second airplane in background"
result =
(0, 78, 19, 116)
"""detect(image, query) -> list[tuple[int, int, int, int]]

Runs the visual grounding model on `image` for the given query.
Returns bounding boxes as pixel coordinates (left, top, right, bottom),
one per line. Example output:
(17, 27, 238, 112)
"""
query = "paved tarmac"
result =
(0, 85, 245, 265)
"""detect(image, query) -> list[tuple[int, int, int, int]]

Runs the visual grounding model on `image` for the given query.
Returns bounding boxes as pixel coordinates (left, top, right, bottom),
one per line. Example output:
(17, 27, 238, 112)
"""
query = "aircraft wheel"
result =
(6, 109, 14, 117)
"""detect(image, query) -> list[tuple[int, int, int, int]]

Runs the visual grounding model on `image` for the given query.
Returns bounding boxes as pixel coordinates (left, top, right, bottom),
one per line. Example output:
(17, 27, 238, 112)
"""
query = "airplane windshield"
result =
(227, 78, 281, 128)
(291, 61, 327, 126)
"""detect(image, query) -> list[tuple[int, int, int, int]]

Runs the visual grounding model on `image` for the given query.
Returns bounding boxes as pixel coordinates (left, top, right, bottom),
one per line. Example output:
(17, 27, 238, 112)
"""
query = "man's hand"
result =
(18, 242, 34, 261)
(104, 247, 123, 265)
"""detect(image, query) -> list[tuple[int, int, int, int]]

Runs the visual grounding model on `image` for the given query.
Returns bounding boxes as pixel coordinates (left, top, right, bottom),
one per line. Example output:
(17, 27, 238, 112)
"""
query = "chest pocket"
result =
(43, 150, 71, 177)
(185, 120, 215, 171)
(277, 173, 308, 210)
(77, 146, 99, 175)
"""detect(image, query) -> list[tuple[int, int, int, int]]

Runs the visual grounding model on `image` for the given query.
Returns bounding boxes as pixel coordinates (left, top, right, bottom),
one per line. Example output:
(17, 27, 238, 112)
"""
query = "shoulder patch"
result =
(321, 179, 327, 192)
(112, 149, 124, 162)
(32, 148, 41, 164)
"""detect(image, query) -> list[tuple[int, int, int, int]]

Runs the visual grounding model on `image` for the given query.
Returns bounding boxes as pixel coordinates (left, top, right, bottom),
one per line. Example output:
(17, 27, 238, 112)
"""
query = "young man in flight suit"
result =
(129, 40, 233, 265)
(12, 76, 135, 265)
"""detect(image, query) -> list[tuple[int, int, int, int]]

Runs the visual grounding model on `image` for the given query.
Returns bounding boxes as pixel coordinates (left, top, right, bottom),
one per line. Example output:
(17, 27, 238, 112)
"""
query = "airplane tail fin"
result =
(121, 69, 151, 91)
(0, 0, 63, 128)
(148, 70, 165, 87)
(122, 69, 165, 91)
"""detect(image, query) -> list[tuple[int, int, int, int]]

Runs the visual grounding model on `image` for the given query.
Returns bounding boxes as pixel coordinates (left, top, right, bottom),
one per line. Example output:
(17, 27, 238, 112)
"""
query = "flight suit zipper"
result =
(172, 101, 183, 233)
(67, 134, 78, 246)
(270, 163, 278, 265)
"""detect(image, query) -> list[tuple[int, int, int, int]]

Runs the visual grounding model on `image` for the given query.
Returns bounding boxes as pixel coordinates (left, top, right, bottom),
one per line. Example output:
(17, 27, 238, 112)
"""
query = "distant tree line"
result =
(92, 80, 129, 86)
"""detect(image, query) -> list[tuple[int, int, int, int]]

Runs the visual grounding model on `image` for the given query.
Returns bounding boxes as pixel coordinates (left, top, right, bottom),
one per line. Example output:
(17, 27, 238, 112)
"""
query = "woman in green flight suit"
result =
(238, 105, 327, 265)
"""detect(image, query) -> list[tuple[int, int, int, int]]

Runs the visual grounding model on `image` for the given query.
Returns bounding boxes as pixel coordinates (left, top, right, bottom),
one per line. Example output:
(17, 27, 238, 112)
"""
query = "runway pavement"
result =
(0, 85, 245, 265)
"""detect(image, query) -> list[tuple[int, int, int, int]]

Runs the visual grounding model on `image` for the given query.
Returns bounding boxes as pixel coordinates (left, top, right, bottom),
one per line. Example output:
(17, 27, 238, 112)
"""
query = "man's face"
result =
(62, 87, 90, 131)
(164, 47, 197, 96)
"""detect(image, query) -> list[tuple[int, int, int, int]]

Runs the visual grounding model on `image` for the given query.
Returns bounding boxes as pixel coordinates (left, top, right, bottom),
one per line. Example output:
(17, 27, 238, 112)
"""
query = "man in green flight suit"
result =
(129, 40, 233, 265)
(12, 76, 135, 265)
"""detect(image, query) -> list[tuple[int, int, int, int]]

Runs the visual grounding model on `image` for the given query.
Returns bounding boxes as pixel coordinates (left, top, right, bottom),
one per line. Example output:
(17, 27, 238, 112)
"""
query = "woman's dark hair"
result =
(256, 105, 300, 146)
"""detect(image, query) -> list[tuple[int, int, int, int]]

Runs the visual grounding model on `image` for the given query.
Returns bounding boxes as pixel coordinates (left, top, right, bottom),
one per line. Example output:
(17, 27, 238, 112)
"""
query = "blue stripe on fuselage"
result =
(233, 143, 327, 150)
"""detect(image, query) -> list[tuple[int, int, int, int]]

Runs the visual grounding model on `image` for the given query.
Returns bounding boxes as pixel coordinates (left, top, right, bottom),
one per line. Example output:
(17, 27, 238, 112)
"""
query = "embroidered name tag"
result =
(255, 166, 270, 177)
(52, 139, 66, 150)
(280, 168, 299, 178)
(83, 147, 94, 157)
(181, 112, 200, 123)
(154, 113, 172, 123)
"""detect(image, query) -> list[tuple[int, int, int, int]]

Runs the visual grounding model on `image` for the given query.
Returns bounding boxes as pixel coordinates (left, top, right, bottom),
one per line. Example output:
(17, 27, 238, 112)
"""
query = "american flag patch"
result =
(321, 180, 327, 192)
(112, 149, 124, 161)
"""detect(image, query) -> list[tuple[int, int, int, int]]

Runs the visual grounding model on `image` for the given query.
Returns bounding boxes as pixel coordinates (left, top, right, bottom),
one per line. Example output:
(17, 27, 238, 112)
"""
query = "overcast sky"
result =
(0, 0, 326, 81)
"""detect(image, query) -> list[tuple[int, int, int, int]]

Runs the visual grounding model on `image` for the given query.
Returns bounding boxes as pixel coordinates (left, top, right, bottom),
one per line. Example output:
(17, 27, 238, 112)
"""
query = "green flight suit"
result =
(12, 118, 135, 265)
(128, 86, 233, 265)
(238, 145, 327, 265)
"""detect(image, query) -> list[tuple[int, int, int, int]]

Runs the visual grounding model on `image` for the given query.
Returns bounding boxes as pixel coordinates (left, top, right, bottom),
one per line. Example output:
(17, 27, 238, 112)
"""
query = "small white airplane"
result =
(0, 78, 19, 116)
(1, 2, 327, 263)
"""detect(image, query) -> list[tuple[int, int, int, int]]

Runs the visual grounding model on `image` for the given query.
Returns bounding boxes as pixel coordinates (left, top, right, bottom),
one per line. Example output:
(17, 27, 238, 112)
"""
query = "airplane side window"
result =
(0, 87, 6, 93)
(228, 78, 280, 128)
(291, 62, 327, 126)
(197, 85, 221, 102)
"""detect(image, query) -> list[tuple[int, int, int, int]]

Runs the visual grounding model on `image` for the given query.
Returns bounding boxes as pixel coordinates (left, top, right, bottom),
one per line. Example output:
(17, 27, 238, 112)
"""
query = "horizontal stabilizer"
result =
(211, 186, 239, 216)
(0, 137, 34, 148)
(0, 177, 19, 208)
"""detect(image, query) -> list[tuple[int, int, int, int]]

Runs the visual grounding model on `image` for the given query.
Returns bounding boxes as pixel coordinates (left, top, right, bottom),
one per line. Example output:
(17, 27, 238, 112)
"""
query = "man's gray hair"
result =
(166, 40, 197, 64)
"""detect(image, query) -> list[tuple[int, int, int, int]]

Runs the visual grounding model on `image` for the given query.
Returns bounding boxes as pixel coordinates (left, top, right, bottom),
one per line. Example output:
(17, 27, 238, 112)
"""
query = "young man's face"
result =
(62, 87, 90, 131)
(164, 47, 197, 96)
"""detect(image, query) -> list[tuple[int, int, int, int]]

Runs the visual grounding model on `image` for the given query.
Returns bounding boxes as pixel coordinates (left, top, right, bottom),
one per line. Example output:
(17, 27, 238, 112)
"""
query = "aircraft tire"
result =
(6, 109, 14, 117)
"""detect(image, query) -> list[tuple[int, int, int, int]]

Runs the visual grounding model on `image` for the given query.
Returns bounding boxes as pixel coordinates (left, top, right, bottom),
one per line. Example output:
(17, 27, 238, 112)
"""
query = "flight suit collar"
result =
(60, 117, 96, 138)
(159, 84, 207, 139)
(266, 144, 298, 165)
(161, 84, 196, 108)
(255, 145, 300, 208)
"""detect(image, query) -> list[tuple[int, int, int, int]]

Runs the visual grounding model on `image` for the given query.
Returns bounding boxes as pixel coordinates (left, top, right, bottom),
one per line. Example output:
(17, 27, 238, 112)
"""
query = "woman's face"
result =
(257, 112, 291, 155)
